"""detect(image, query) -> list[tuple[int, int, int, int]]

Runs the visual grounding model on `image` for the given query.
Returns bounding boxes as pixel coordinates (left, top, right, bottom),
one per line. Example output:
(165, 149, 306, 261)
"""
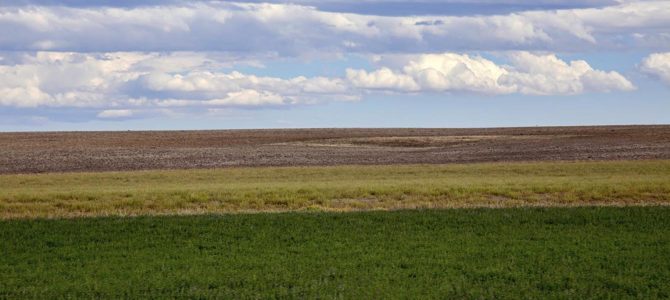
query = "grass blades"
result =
(1, 207, 669, 298)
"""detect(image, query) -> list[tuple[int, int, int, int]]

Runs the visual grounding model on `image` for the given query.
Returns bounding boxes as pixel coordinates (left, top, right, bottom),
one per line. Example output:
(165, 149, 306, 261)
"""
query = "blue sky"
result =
(0, 0, 669, 131)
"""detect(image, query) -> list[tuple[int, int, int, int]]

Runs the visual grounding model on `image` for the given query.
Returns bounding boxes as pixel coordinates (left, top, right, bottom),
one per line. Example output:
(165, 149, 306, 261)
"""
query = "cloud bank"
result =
(0, 1, 663, 125)
(348, 52, 635, 95)
(0, 52, 356, 111)
(0, 1, 668, 54)
(0, 51, 635, 119)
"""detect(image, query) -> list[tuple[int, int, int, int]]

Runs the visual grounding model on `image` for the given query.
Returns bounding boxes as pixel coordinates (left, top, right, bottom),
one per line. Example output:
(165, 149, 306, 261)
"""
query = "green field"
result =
(1, 160, 670, 219)
(1, 207, 669, 298)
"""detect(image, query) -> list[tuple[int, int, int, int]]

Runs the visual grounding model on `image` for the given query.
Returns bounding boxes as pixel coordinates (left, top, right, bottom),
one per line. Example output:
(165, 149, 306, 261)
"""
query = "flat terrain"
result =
(2, 160, 669, 219)
(2, 207, 669, 298)
(2, 126, 670, 298)
(2, 125, 670, 174)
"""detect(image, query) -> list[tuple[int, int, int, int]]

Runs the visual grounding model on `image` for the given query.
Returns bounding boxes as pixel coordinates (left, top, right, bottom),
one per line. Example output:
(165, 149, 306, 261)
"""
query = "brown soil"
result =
(1, 125, 669, 174)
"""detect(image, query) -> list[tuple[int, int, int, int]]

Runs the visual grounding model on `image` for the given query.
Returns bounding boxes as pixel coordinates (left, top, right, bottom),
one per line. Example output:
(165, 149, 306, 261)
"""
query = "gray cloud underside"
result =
(0, 1, 669, 53)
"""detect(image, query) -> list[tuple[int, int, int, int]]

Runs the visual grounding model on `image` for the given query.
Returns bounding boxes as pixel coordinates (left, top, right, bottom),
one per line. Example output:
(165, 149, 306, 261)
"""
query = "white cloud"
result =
(0, 51, 358, 109)
(139, 71, 349, 96)
(502, 52, 636, 94)
(136, 71, 355, 106)
(97, 109, 133, 118)
(346, 68, 420, 91)
(0, 85, 52, 108)
(205, 90, 285, 106)
(404, 53, 514, 94)
(0, 52, 146, 107)
(0, 1, 668, 54)
(640, 52, 670, 85)
(347, 52, 635, 95)
(0, 51, 637, 116)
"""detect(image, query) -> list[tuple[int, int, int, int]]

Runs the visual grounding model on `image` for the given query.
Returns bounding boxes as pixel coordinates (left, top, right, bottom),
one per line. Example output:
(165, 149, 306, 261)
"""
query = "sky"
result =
(0, 0, 669, 131)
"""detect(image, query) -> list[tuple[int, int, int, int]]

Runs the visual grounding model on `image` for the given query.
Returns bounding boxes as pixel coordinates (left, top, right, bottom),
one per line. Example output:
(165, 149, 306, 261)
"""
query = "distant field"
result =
(1, 160, 669, 219)
(2, 207, 669, 298)
(2, 125, 670, 174)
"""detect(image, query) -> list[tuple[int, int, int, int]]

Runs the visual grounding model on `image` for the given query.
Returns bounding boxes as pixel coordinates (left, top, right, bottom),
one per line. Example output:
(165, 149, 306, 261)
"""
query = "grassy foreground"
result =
(1, 207, 669, 298)
(2, 160, 670, 219)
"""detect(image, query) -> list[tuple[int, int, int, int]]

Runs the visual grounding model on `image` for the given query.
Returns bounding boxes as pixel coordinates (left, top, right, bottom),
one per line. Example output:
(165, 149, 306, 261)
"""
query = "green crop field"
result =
(1, 160, 670, 219)
(2, 207, 669, 298)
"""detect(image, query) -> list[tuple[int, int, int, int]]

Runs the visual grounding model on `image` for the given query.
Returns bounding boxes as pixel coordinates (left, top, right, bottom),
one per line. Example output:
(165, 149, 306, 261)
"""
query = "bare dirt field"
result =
(1, 125, 669, 174)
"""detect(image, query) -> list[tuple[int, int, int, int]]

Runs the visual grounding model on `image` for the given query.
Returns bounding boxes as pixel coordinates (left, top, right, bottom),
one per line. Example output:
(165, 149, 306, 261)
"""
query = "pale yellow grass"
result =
(1, 160, 669, 219)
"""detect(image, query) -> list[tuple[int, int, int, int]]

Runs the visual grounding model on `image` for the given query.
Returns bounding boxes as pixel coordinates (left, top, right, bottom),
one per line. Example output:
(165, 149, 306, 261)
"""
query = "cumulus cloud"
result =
(640, 52, 670, 85)
(0, 51, 358, 110)
(347, 52, 635, 95)
(0, 51, 637, 119)
(0, 1, 668, 54)
(138, 71, 350, 98)
(97, 109, 133, 118)
(0, 52, 148, 107)
(0, 1, 659, 126)
(502, 52, 636, 94)
(205, 90, 285, 106)
(345, 68, 420, 91)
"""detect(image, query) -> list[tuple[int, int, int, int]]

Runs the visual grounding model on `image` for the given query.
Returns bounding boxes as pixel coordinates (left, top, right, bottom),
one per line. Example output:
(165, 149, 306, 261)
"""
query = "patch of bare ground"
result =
(1, 125, 670, 174)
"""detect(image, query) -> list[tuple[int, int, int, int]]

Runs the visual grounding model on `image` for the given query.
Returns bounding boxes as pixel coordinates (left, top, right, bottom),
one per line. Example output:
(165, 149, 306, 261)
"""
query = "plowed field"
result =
(2, 125, 669, 174)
